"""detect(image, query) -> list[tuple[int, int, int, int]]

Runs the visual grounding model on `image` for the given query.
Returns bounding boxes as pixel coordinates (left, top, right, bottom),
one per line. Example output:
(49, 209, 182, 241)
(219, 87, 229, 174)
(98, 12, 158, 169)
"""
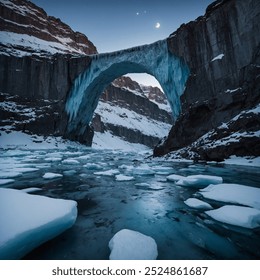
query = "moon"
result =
(155, 22, 161, 29)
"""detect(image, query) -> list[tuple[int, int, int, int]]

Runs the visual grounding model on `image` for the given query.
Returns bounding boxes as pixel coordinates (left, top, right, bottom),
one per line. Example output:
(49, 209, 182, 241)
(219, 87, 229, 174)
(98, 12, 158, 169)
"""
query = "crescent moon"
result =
(155, 22, 160, 29)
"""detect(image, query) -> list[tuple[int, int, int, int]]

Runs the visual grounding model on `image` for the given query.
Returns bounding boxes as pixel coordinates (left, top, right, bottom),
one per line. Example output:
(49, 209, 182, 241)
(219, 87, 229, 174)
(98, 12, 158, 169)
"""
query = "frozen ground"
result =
(0, 131, 260, 259)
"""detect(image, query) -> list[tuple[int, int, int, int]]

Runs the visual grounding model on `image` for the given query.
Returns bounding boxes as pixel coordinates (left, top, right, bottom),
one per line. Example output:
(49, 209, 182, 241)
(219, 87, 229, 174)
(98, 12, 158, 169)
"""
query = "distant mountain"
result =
(93, 76, 172, 148)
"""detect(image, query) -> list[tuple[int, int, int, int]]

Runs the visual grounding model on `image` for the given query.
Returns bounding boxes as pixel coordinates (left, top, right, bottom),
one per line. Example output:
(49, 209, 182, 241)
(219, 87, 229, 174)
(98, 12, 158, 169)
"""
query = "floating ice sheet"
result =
(0, 188, 77, 259)
(115, 174, 135, 181)
(206, 205, 260, 229)
(109, 229, 158, 260)
(200, 183, 260, 209)
(176, 175, 223, 188)
(43, 172, 63, 179)
(184, 198, 213, 210)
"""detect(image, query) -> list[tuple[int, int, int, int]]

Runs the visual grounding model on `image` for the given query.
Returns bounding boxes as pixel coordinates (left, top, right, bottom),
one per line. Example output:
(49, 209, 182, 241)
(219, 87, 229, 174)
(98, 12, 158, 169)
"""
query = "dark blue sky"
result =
(30, 0, 214, 53)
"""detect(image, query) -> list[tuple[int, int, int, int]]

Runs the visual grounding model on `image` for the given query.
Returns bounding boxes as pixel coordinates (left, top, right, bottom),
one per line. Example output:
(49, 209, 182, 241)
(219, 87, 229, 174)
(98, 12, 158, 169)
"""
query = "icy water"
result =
(1, 147, 260, 259)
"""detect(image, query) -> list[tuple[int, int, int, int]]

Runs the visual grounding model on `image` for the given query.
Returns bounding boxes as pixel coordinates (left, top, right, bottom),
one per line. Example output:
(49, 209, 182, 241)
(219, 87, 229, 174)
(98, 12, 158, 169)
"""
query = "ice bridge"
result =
(65, 39, 190, 138)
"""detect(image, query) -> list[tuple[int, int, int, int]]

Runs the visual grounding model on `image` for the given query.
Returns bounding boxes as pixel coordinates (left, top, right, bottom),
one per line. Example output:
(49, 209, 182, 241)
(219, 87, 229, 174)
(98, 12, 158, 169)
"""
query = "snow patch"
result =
(211, 54, 224, 62)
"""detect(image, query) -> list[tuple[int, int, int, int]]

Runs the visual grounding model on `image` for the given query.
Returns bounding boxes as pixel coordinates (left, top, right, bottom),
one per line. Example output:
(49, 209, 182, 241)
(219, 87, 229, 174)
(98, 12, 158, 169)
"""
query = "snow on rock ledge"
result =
(0, 188, 77, 259)
(109, 229, 158, 260)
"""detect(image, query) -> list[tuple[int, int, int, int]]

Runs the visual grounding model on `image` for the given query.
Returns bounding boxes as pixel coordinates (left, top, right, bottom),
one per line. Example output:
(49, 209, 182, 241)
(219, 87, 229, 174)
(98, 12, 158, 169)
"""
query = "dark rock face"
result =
(154, 0, 260, 160)
(0, 0, 97, 143)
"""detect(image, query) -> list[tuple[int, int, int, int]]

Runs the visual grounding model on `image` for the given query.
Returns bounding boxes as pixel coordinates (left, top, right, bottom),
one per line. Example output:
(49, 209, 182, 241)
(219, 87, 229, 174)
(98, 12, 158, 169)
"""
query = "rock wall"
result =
(154, 0, 260, 158)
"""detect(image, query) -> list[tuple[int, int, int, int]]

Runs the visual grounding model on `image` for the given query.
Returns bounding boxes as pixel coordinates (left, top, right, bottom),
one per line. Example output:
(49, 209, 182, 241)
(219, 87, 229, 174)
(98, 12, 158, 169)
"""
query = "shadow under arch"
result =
(65, 39, 190, 140)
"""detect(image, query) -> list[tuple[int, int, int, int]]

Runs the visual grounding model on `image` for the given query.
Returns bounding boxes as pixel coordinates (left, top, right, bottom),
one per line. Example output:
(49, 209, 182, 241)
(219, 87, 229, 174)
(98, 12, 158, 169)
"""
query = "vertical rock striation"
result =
(154, 0, 260, 159)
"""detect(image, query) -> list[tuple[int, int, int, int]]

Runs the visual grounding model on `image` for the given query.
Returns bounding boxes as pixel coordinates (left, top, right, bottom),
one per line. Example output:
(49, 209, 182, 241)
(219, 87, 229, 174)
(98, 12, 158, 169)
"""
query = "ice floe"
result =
(0, 171, 22, 179)
(109, 229, 158, 260)
(94, 169, 120, 176)
(205, 205, 260, 229)
(62, 159, 80, 165)
(132, 164, 155, 176)
(176, 175, 223, 188)
(115, 174, 135, 181)
(0, 179, 14, 186)
(184, 198, 213, 210)
(166, 174, 185, 182)
(42, 172, 63, 179)
(0, 188, 77, 259)
(200, 183, 260, 209)
(151, 166, 175, 175)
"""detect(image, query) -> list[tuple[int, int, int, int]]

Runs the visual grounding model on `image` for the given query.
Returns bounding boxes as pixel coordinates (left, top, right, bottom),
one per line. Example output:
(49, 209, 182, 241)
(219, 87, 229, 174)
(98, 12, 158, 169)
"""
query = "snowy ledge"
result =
(0, 188, 77, 259)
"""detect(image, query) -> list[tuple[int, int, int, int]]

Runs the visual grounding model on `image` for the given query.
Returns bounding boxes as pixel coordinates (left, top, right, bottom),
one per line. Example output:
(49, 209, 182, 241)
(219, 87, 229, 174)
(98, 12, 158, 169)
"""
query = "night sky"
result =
(30, 0, 214, 86)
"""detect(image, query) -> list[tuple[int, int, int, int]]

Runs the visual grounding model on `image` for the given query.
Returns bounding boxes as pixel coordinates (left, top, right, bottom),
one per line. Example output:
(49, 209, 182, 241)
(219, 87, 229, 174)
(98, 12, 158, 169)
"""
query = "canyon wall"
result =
(154, 0, 260, 160)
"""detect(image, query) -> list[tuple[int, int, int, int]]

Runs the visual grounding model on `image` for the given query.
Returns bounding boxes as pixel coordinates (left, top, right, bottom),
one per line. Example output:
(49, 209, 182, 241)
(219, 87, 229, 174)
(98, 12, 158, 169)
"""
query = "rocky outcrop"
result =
(154, 0, 260, 160)
(0, 0, 97, 55)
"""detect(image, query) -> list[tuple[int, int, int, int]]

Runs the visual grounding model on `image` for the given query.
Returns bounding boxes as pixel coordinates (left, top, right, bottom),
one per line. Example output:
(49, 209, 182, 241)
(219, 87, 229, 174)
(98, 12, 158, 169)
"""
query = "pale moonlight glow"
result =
(155, 22, 160, 29)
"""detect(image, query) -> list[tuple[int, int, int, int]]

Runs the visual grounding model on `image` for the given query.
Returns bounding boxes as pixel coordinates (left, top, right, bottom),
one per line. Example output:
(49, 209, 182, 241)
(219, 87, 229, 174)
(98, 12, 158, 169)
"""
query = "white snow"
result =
(109, 229, 158, 260)
(211, 53, 224, 62)
(176, 175, 223, 188)
(115, 174, 135, 181)
(94, 169, 120, 176)
(225, 88, 241, 94)
(205, 205, 260, 229)
(184, 198, 213, 210)
(0, 188, 77, 259)
(0, 31, 86, 57)
(92, 131, 150, 151)
(0, 171, 22, 179)
(223, 156, 260, 167)
(43, 172, 63, 180)
(94, 101, 172, 138)
(200, 183, 260, 209)
(0, 130, 86, 150)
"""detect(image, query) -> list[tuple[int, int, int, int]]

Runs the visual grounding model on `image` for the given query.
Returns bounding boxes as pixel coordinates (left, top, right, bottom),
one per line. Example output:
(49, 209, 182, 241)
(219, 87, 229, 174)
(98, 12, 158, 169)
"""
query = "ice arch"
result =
(65, 39, 189, 136)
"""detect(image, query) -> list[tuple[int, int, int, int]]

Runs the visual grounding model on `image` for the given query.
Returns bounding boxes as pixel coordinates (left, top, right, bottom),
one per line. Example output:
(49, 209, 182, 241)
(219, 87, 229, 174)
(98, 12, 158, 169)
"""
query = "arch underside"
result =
(65, 39, 190, 137)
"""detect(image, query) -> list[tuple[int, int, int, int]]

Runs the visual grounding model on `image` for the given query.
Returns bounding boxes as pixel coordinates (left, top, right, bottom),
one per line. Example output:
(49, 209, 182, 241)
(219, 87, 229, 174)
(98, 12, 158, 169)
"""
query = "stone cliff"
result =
(154, 0, 260, 160)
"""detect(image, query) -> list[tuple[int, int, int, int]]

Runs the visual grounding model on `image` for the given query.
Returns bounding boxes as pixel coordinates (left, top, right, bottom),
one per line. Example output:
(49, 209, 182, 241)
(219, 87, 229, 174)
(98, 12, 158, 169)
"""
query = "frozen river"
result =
(1, 145, 260, 260)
